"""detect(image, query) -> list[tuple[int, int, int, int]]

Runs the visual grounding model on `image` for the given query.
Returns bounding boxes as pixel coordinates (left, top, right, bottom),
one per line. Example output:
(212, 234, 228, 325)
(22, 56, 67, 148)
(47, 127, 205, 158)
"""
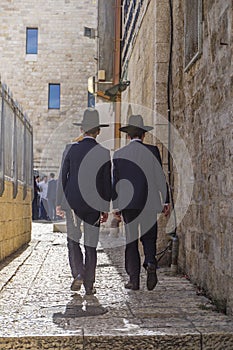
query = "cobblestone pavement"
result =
(0, 223, 232, 349)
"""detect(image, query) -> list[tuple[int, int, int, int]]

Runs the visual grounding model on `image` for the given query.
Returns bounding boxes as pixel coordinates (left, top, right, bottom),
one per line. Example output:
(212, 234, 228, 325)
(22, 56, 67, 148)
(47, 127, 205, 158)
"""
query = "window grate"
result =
(184, 0, 202, 71)
(122, 0, 143, 63)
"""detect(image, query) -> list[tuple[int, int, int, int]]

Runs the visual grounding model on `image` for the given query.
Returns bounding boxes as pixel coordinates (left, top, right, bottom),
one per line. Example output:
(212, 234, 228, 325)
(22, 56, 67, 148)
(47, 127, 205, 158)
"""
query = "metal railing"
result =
(0, 79, 33, 199)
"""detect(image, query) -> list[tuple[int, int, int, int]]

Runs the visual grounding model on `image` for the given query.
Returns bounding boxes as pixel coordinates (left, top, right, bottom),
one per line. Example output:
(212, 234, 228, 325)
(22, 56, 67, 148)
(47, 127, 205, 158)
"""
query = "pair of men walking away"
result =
(57, 109, 170, 295)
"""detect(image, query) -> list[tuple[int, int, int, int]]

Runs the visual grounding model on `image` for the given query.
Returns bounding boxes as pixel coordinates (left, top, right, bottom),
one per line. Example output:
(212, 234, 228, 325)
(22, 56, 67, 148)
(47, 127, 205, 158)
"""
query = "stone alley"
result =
(0, 0, 233, 348)
(0, 223, 232, 349)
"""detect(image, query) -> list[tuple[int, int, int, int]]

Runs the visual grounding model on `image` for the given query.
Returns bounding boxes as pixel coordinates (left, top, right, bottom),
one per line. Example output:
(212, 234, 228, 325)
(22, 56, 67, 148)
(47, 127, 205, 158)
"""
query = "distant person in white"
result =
(38, 175, 49, 220)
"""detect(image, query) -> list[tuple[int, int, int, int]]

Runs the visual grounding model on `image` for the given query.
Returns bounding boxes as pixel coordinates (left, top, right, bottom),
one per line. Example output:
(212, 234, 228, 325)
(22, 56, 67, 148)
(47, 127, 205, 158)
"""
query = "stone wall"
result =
(171, 0, 233, 314)
(121, 0, 233, 314)
(0, 182, 31, 262)
(0, 0, 97, 175)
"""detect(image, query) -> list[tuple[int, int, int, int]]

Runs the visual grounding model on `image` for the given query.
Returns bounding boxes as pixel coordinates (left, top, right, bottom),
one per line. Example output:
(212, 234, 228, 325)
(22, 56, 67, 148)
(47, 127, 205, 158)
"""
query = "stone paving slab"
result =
(0, 223, 232, 349)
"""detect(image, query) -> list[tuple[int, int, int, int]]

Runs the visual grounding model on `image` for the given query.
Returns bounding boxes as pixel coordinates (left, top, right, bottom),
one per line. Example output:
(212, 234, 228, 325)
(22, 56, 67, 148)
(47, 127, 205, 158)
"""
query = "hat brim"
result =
(119, 125, 153, 133)
(73, 123, 109, 128)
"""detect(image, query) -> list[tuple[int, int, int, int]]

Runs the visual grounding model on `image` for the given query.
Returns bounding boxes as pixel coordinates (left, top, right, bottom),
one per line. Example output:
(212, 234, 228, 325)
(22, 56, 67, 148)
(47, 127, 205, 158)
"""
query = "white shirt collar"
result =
(130, 138, 142, 143)
(83, 136, 95, 140)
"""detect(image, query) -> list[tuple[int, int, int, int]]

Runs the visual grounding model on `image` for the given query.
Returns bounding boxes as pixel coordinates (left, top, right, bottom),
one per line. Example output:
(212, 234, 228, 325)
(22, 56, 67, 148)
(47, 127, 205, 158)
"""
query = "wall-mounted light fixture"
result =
(105, 80, 130, 100)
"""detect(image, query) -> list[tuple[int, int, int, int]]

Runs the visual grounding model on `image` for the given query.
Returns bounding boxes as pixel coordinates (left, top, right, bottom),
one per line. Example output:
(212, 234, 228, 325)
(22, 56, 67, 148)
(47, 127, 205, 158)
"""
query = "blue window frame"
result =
(48, 84, 60, 109)
(26, 28, 38, 54)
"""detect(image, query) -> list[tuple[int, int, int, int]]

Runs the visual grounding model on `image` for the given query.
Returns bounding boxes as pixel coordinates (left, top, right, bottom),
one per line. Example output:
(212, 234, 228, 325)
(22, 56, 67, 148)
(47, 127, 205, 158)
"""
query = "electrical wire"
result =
(156, 240, 172, 263)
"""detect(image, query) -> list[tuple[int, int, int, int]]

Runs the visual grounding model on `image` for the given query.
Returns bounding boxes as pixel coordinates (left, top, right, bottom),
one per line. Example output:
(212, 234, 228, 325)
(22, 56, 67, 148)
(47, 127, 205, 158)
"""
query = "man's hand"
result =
(163, 204, 171, 217)
(56, 206, 65, 218)
(100, 212, 108, 223)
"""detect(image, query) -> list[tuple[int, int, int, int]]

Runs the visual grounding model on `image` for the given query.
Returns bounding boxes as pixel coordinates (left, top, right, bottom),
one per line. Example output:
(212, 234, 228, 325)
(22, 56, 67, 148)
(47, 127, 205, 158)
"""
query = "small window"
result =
(84, 26, 95, 39)
(88, 92, 95, 108)
(48, 84, 60, 109)
(26, 28, 38, 54)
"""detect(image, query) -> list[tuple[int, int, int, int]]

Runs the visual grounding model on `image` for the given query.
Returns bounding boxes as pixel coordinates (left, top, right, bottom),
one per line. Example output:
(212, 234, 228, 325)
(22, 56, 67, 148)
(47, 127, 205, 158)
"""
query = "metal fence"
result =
(0, 80, 33, 199)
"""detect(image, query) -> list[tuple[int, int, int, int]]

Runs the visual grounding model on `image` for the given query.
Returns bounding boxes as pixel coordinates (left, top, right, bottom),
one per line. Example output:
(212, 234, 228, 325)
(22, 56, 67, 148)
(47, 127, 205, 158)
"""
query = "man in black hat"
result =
(112, 115, 170, 291)
(57, 108, 111, 295)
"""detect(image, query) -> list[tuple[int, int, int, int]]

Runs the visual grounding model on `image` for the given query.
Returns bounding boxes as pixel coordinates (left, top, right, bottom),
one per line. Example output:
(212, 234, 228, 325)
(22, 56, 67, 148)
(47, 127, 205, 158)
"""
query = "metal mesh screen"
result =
(184, 0, 202, 69)
(16, 116, 24, 182)
(4, 102, 14, 178)
(0, 81, 33, 197)
(0, 96, 2, 177)
(25, 126, 33, 186)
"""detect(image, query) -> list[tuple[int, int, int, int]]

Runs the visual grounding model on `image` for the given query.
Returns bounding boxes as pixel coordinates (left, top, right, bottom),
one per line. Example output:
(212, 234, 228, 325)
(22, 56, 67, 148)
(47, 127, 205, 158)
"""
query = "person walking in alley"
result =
(56, 109, 111, 295)
(56, 134, 84, 287)
(47, 173, 57, 221)
(56, 132, 84, 250)
(112, 115, 170, 291)
(38, 175, 49, 220)
(32, 175, 40, 220)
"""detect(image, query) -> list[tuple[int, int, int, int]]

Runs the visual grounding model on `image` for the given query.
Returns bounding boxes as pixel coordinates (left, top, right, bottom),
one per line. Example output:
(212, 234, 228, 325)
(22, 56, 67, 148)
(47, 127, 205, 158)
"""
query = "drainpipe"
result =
(167, 0, 179, 273)
(114, 0, 121, 150)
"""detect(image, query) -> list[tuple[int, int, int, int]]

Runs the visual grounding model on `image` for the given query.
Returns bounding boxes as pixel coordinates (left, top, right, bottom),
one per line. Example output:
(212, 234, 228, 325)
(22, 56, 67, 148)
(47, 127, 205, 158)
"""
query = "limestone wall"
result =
(171, 0, 233, 313)
(0, 182, 31, 262)
(0, 0, 97, 175)
(121, 0, 233, 314)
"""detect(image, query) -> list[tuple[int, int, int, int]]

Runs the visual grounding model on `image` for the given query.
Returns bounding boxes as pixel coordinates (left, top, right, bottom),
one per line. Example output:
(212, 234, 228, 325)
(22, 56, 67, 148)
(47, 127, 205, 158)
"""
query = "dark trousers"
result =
(40, 198, 49, 220)
(32, 196, 39, 220)
(122, 209, 158, 285)
(48, 198, 56, 220)
(66, 209, 100, 290)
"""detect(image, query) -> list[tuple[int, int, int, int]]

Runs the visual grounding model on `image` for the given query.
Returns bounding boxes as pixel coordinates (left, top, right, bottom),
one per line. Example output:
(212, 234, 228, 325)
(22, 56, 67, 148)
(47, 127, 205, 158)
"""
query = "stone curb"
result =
(0, 223, 232, 350)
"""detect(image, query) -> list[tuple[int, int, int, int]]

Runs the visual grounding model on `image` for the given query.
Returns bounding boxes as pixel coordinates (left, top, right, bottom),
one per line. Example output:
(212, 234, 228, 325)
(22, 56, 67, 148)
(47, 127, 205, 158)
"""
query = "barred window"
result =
(4, 102, 14, 178)
(25, 123, 33, 187)
(0, 92, 3, 195)
(0, 82, 33, 198)
(184, 0, 202, 71)
(16, 115, 25, 182)
(122, 0, 144, 64)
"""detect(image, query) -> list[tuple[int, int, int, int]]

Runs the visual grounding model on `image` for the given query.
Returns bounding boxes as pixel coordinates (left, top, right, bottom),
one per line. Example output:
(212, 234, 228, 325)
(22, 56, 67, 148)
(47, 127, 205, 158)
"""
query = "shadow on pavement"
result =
(53, 293, 108, 328)
(0, 243, 29, 271)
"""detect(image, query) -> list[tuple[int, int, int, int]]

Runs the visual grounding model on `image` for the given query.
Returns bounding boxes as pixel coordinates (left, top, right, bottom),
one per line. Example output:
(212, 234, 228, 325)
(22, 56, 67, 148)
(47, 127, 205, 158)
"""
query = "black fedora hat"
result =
(73, 108, 109, 131)
(119, 115, 153, 133)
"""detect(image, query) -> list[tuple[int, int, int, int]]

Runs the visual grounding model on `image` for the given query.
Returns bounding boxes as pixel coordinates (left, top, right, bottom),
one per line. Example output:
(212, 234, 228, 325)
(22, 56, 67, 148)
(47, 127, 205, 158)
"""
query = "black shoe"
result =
(146, 263, 158, 291)
(85, 287, 97, 295)
(71, 274, 83, 292)
(124, 281, 140, 290)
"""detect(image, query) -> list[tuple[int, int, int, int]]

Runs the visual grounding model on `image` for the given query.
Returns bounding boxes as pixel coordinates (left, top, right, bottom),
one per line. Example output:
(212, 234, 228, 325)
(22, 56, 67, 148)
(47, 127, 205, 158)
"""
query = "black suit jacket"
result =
(47, 179, 57, 201)
(56, 143, 74, 210)
(57, 138, 111, 215)
(112, 141, 169, 212)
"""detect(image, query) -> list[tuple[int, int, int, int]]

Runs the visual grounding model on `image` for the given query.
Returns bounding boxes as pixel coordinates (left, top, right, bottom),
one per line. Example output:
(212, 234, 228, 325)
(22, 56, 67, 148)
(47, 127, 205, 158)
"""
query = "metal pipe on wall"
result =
(114, 0, 121, 150)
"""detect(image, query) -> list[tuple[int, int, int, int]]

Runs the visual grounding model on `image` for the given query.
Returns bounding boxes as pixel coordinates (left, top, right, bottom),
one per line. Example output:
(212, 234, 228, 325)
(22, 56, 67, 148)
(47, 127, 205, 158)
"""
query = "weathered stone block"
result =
(155, 22, 170, 43)
(155, 43, 170, 63)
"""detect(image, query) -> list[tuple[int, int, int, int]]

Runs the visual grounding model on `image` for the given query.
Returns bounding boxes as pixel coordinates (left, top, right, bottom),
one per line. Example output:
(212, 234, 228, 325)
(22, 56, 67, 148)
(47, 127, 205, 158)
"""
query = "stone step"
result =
(1, 332, 233, 349)
(53, 221, 67, 233)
